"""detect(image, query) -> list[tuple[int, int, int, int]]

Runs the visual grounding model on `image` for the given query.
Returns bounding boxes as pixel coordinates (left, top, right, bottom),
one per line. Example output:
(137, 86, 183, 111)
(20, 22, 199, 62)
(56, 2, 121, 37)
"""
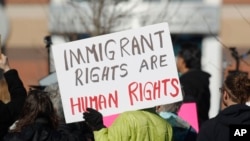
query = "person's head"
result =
(156, 86, 185, 114)
(11, 89, 59, 132)
(156, 101, 183, 114)
(44, 83, 65, 122)
(220, 72, 250, 109)
(0, 77, 10, 104)
(176, 42, 201, 74)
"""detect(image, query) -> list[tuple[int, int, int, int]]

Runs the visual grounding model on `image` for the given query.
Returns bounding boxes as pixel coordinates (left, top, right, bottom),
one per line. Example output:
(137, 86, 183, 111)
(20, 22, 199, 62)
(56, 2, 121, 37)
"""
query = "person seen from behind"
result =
(197, 72, 250, 141)
(4, 88, 91, 141)
(0, 53, 27, 140)
(156, 101, 197, 141)
(176, 42, 211, 128)
(3, 89, 61, 141)
(83, 108, 173, 141)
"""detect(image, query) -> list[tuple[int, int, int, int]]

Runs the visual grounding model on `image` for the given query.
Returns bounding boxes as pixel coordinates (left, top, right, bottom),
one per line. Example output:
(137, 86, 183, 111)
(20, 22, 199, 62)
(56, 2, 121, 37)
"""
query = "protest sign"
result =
(178, 102, 199, 132)
(52, 23, 183, 123)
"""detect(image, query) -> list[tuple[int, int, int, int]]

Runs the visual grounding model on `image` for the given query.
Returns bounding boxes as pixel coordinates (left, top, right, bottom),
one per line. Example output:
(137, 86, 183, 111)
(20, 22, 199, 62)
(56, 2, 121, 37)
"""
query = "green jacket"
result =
(94, 110, 173, 141)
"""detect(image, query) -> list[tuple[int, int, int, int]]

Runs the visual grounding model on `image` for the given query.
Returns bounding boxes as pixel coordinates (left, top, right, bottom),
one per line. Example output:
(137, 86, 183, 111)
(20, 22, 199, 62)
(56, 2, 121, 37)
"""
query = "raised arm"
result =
(0, 53, 27, 120)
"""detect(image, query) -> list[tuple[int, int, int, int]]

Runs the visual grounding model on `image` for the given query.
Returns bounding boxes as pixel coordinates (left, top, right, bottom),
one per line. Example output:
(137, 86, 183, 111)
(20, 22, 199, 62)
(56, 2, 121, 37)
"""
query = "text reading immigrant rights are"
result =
(63, 30, 166, 86)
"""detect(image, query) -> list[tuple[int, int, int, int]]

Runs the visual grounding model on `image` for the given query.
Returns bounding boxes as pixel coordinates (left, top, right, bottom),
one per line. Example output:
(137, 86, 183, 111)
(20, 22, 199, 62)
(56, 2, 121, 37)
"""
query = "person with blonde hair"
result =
(0, 53, 27, 140)
(0, 76, 10, 104)
(197, 72, 250, 141)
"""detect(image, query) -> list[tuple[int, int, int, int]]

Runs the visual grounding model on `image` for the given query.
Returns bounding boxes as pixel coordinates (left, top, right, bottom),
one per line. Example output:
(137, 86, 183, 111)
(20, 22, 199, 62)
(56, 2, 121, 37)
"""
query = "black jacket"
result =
(3, 118, 93, 141)
(197, 104, 250, 141)
(180, 69, 211, 128)
(58, 121, 94, 141)
(0, 69, 27, 141)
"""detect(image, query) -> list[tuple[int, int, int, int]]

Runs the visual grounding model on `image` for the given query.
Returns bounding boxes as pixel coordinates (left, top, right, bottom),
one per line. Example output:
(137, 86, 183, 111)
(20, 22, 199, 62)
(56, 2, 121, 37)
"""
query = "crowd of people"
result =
(0, 39, 250, 141)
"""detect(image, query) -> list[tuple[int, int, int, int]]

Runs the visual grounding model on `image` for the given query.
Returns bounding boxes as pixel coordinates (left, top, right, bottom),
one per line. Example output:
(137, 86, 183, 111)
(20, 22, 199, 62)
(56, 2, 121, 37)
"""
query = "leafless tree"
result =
(49, 0, 173, 38)
(67, 0, 139, 36)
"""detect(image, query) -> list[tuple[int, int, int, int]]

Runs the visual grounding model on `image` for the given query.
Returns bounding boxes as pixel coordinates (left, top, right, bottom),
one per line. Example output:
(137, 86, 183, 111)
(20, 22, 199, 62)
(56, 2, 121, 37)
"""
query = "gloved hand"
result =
(83, 108, 106, 131)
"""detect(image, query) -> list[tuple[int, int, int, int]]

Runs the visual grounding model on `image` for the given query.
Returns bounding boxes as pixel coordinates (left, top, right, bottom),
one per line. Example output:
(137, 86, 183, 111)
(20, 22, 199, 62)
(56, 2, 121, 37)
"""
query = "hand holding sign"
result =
(83, 108, 106, 131)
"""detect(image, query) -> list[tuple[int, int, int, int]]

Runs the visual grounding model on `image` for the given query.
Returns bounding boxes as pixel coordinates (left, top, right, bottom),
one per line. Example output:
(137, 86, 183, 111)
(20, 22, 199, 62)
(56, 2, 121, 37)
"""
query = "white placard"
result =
(52, 23, 183, 123)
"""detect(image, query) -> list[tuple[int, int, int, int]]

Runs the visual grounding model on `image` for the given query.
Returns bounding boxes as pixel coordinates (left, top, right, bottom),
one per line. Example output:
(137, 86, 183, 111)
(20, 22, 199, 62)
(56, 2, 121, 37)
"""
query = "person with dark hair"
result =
(176, 42, 211, 128)
(197, 72, 250, 141)
(3, 89, 60, 141)
(83, 108, 173, 141)
(0, 53, 27, 140)
(44, 83, 94, 141)
(3, 88, 91, 141)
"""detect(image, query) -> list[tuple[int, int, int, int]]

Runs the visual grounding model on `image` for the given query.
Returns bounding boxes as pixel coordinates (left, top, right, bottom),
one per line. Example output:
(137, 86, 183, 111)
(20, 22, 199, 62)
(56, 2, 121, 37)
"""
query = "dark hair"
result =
(178, 42, 201, 70)
(11, 89, 59, 132)
(224, 72, 250, 104)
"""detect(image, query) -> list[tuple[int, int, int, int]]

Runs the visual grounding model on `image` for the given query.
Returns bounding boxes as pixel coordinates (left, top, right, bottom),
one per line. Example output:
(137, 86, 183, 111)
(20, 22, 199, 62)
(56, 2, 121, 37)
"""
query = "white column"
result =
(202, 36, 223, 118)
(204, 0, 222, 5)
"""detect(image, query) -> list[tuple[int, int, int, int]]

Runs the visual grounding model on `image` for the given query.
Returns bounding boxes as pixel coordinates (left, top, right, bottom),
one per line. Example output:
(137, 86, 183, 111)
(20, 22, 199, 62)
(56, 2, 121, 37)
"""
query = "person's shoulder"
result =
(199, 117, 217, 131)
(3, 124, 36, 141)
(3, 133, 20, 141)
(3, 69, 19, 80)
(186, 69, 211, 77)
(4, 69, 18, 75)
(122, 110, 152, 115)
(197, 118, 218, 141)
(119, 110, 165, 123)
(199, 70, 211, 77)
(121, 110, 155, 118)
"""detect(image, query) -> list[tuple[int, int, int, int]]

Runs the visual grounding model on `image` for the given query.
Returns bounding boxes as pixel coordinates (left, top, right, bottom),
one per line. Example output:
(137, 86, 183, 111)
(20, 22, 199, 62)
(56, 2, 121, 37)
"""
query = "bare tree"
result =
(49, 0, 173, 38)
(66, 0, 138, 36)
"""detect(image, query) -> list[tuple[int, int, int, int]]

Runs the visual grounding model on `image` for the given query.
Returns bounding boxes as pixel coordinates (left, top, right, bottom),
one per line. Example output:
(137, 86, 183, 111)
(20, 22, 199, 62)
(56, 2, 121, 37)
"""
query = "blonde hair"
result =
(0, 78, 11, 103)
